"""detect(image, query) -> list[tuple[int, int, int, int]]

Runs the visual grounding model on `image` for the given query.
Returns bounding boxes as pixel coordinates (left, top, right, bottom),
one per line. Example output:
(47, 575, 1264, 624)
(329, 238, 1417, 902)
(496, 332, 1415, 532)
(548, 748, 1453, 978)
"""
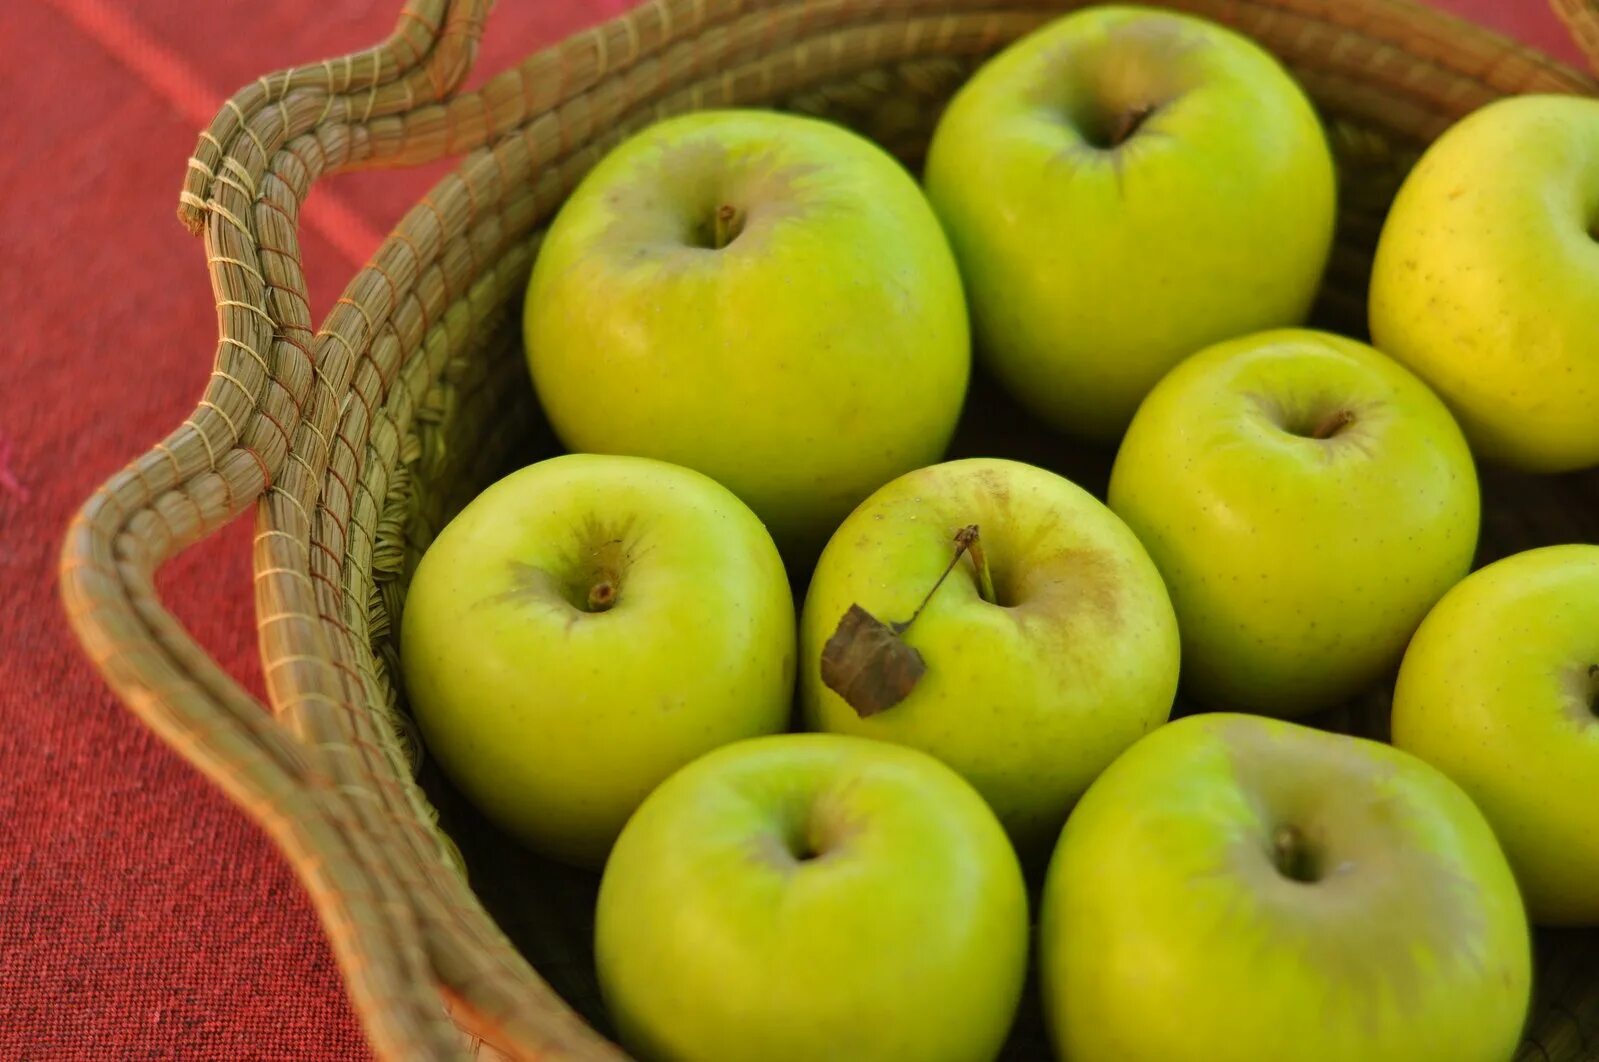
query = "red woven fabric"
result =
(0, 2, 1583, 1057)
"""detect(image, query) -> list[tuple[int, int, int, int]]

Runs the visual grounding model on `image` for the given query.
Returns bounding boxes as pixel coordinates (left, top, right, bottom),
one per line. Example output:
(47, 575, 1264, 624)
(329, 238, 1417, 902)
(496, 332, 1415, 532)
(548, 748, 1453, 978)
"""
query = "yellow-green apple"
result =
(1370, 94, 1599, 472)
(1041, 712, 1531, 1062)
(1392, 544, 1599, 925)
(524, 109, 969, 555)
(923, 6, 1335, 441)
(400, 454, 794, 867)
(1108, 329, 1478, 715)
(595, 733, 1028, 1062)
(799, 457, 1179, 853)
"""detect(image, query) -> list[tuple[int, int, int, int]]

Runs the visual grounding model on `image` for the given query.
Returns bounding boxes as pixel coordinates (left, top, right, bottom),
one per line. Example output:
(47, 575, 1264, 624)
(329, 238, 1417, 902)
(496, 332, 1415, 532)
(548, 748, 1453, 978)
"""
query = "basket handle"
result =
(1552, 0, 1599, 73)
(57, 0, 1598, 1057)
(58, 2, 574, 1059)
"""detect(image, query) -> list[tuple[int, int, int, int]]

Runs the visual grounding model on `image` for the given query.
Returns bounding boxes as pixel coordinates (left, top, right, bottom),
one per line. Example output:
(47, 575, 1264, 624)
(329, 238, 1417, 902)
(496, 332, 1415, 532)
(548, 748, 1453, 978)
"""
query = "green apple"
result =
(1108, 329, 1478, 716)
(595, 732, 1028, 1062)
(923, 5, 1335, 441)
(799, 457, 1179, 852)
(1042, 712, 1531, 1062)
(400, 453, 794, 868)
(1370, 94, 1599, 472)
(1392, 544, 1599, 925)
(524, 109, 969, 555)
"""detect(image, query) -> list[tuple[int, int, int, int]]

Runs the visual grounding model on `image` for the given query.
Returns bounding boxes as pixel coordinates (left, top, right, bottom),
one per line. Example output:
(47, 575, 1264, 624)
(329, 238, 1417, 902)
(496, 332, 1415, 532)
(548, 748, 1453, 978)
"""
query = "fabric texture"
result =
(0, 1, 1581, 1057)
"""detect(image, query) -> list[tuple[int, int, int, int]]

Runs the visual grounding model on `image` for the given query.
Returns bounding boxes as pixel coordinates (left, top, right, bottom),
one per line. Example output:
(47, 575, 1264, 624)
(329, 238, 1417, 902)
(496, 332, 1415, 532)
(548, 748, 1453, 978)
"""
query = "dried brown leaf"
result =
(819, 604, 926, 718)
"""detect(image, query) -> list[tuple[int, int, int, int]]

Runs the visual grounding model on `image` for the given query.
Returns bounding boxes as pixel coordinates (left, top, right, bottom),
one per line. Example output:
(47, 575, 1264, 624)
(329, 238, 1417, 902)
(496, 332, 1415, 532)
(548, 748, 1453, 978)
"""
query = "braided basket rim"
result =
(60, 0, 1599, 1059)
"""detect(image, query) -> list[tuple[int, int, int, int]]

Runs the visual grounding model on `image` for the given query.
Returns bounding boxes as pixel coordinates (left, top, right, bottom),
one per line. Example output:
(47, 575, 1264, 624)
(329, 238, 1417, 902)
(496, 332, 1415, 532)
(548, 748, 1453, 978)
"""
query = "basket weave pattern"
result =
(59, 0, 1599, 1058)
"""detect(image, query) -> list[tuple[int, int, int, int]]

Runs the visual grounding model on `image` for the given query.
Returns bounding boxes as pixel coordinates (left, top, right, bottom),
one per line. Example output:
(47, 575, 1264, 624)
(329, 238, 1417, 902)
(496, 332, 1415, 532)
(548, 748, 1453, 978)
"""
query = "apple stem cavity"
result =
(1271, 824, 1320, 884)
(1588, 664, 1599, 719)
(1078, 102, 1159, 150)
(818, 525, 986, 717)
(1310, 408, 1355, 440)
(783, 820, 821, 863)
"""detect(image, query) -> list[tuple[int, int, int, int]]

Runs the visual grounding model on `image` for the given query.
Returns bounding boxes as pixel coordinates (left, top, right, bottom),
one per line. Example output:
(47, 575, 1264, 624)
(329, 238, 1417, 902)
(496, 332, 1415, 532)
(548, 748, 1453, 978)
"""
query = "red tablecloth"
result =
(0, 1, 1584, 1056)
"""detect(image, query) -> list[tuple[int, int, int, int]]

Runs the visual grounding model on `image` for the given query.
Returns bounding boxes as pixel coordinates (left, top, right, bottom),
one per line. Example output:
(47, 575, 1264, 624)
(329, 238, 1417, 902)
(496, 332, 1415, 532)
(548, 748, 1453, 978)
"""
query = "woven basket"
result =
(59, 0, 1599, 1058)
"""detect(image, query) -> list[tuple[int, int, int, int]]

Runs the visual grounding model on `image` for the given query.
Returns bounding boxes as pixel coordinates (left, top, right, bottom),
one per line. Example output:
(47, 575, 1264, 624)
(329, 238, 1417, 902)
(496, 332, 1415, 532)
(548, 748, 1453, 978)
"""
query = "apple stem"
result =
(1109, 103, 1157, 147)
(1272, 824, 1318, 883)
(1310, 409, 1355, 440)
(586, 579, 617, 612)
(712, 203, 742, 250)
(897, 525, 983, 633)
(964, 528, 998, 605)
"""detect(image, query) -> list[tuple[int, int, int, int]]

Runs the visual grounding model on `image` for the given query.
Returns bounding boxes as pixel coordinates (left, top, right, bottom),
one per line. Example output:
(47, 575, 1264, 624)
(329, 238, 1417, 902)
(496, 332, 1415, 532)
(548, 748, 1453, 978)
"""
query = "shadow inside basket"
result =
(402, 301, 1599, 1055)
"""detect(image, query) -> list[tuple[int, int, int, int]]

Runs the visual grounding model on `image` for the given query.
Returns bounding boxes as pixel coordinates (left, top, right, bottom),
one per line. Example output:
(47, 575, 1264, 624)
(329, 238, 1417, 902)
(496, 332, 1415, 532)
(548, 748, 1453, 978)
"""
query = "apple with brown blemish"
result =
(1041, 713, 1531, 1061)
(923, 5, 1335, 441)
(524, 109, 970, 557)
(1109, 328, 1479, 716)
(1370, 94, 1599, 472)
(400, 453, 795, 868)
(799, 457, 1180, 853)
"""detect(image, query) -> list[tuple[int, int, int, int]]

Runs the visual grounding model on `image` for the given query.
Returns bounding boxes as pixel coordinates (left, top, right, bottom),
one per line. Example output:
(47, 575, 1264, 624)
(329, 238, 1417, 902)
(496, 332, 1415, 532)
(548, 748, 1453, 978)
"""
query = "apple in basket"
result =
(523, 108, 970, 557)
(400, 454, 794, 868)
(1108, 329, 1479, 716)
(595, 733, 1028, 1062)
(798, 457, 1179, 855)
(1393, 544, 1599, 925)
(1370, 94, 1599, 472)
(1041, 713, 1531, 1062)
(924, 4, 1336, 441)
